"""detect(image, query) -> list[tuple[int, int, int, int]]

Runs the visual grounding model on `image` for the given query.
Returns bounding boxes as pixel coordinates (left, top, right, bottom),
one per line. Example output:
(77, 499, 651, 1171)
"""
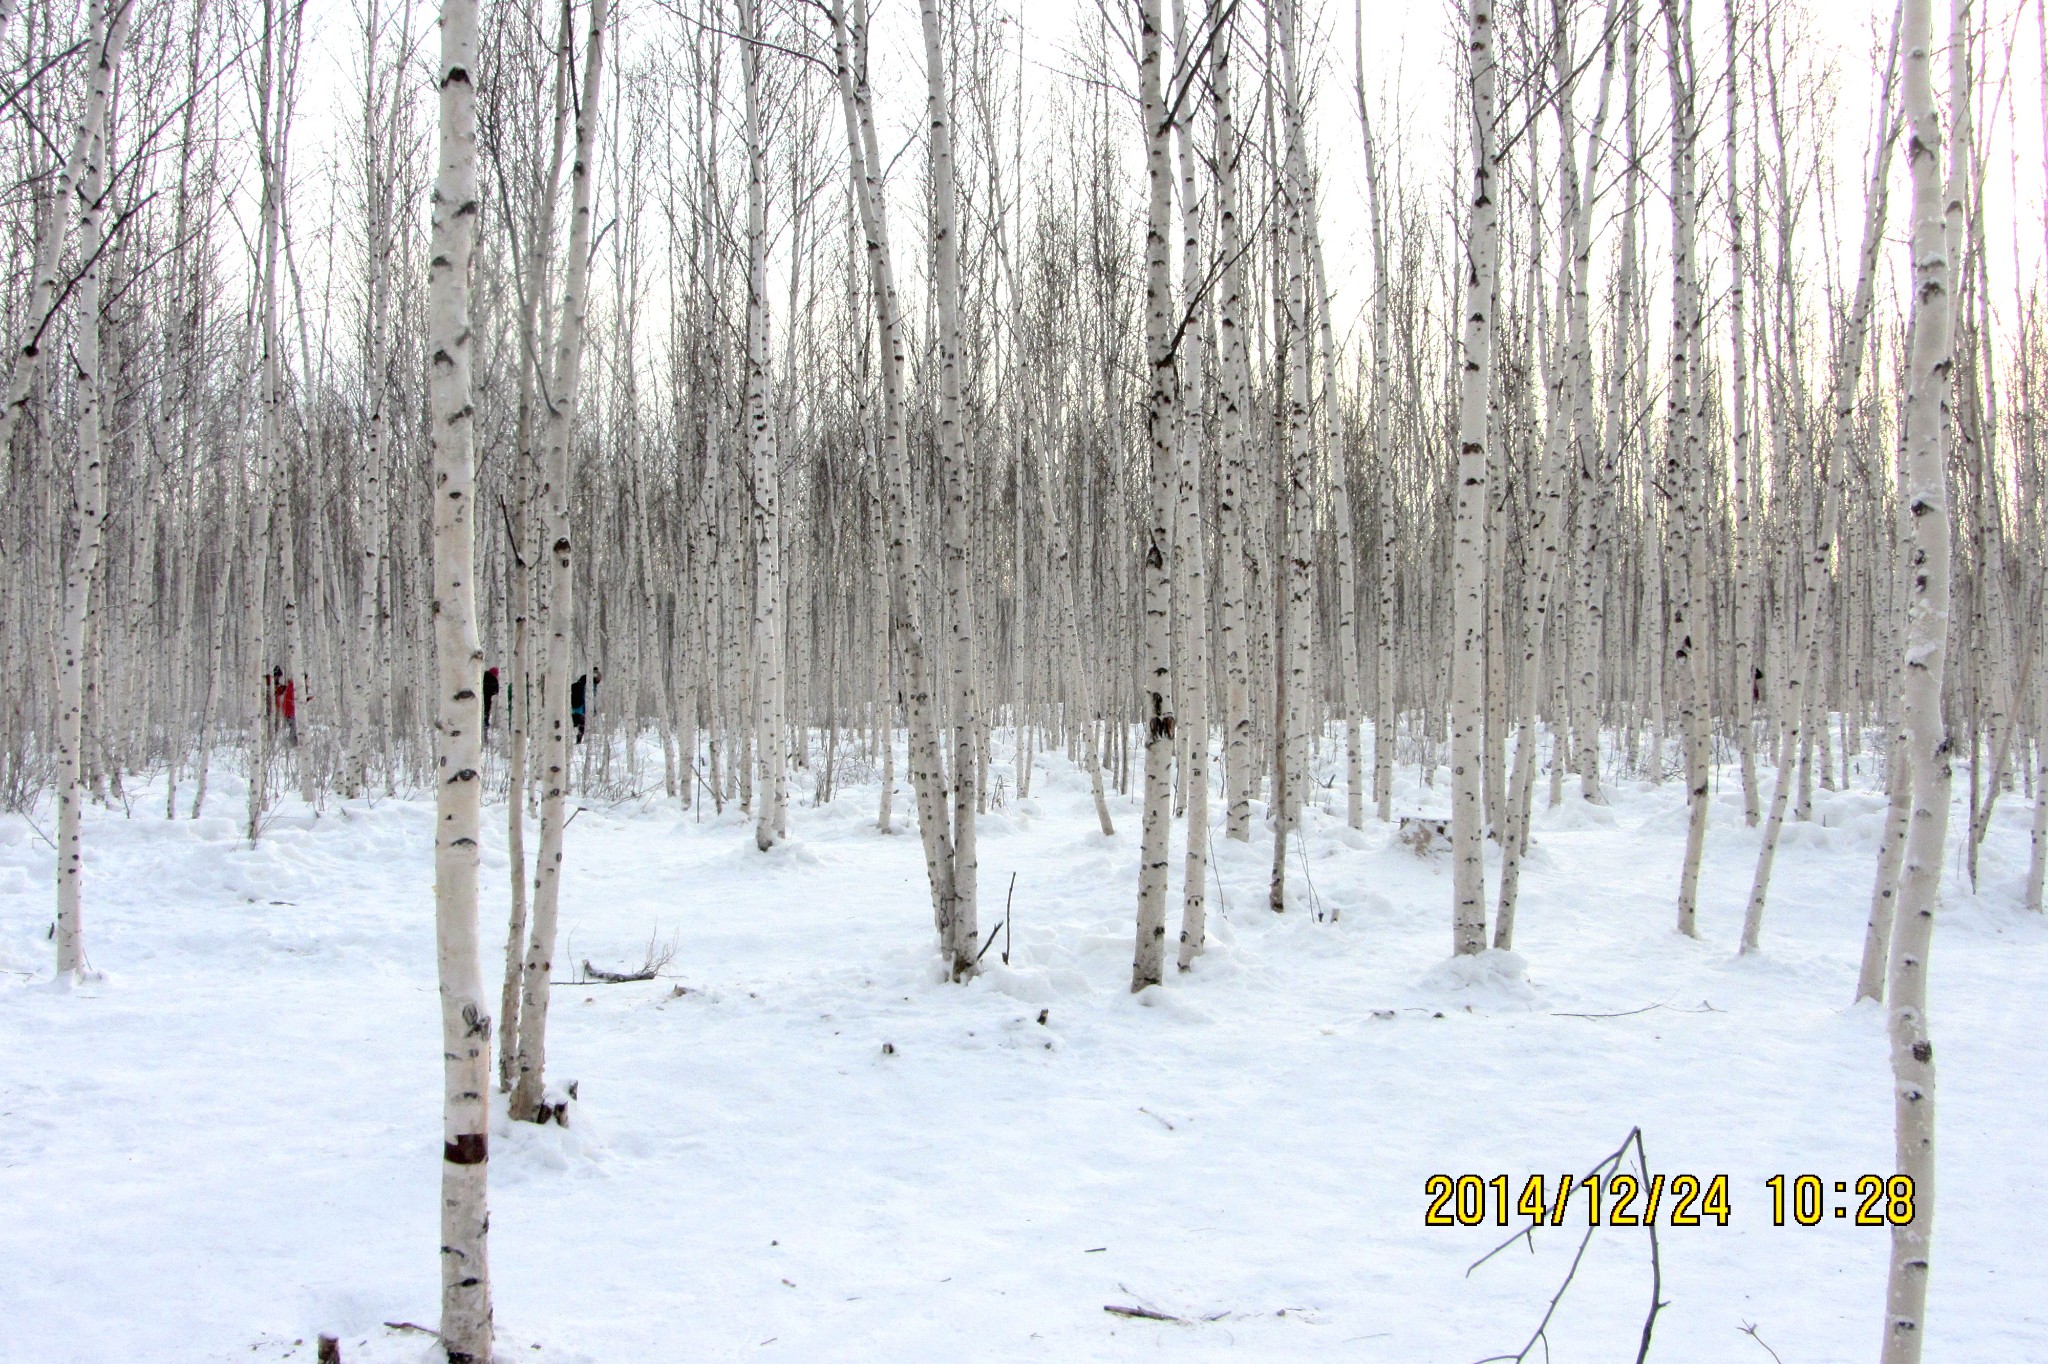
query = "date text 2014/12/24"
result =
(1422, 1173, 1920, 1228)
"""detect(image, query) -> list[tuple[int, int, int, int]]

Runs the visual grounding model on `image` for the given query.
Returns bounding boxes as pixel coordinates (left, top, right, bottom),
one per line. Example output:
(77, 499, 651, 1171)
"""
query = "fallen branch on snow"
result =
(1105, 1304, 1184, 1322)
(575, 929, 678, 983)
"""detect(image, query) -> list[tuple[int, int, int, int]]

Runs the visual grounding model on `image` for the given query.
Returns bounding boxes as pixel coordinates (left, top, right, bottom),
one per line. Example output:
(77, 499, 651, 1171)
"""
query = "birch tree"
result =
(513, 0, 607, 1124)
(1131, 0, 1177, 988)
(52, 0, 116, 982)
(743, 0, 787, 853)
(1451, 0, 1501, 956)
(921, 0, 978, 979)
(428, 0, 493, 1350)
(1879, 0, 1956, 1348)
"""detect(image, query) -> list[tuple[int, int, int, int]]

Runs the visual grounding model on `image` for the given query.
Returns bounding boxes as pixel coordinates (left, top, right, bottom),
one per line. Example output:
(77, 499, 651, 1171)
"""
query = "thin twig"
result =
(1739, 1322, 1785, 1364)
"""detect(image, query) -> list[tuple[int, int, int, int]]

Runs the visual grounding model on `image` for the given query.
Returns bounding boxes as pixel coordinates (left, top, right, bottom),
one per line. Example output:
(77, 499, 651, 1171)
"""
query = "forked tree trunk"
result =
(497, 4, 572, 1089)
(514, 0, 607, 1125)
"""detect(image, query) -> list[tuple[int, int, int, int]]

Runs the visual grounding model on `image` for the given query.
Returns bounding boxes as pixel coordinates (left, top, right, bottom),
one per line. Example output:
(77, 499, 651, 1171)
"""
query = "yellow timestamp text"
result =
(1764, 1174, 1917, 1226)
(1425, 1173, 1920, 1228)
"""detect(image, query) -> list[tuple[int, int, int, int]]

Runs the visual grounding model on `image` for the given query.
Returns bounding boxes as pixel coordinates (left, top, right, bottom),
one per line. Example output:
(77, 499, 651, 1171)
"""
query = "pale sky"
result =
(271, 0, 2045, 377)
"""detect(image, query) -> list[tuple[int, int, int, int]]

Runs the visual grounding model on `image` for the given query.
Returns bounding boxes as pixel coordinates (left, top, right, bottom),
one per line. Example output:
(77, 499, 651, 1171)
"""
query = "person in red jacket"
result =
(268, 667, 298, 747)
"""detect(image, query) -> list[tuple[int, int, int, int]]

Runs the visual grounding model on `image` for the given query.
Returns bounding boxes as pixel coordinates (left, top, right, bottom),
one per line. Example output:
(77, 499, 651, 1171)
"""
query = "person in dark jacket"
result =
(482, 666, 500, 735)
(570, 667, 600, 743)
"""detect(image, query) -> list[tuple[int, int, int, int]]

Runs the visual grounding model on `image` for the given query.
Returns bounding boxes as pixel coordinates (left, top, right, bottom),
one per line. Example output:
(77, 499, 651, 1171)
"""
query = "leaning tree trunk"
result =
(427, 0, 493, 1353)
(496, 5, 571, 1091)
(832, 0, 957, 945)
(1879, 0, 1954, 1351)
(1743, 9, 1898, 954)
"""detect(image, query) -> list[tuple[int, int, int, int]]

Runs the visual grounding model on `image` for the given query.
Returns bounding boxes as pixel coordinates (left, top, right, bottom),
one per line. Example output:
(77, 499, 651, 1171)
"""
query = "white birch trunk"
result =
(53, 24, 111, 980)
(1132, 0, 1177, 988)
(743, 0, 787, 854)
(1209, 0, 1256, 843)
(514, 0, 606, 1124)
(1725, 0, 1760, 827)
(498, 11, 572, 1090)
(427, 0, 492, 1351)
(1662, 0, 1712, 938)
(1172, 0, 1211, 967)
(921, 0, 978, 978)
(1450, 0, 1500, 955)
(1878, 0, 1956, 1349)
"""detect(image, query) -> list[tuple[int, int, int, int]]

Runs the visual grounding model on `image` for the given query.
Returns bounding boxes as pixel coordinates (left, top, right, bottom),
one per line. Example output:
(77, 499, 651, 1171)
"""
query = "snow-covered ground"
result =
(3, 737, 2044, 1363)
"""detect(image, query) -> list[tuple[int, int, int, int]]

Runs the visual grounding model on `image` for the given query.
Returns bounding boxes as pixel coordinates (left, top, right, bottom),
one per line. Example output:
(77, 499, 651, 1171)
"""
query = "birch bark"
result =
(1209, 0, 1256, 843)
(513, 0, 606, 1124)
(1172, 0, 1211, 968)
(921, 0, 977, 977)
(1662, 0, 1712, 938)
(1132, 0, 1177, 988)
(1451, 0, 1500, 955)
(744, 0, 787, 853)
(427, 0, 493, 1350)
(1879, 0, 1955, 1347)
(497, 3, 572, 1090)
(53, 12, 111, 980)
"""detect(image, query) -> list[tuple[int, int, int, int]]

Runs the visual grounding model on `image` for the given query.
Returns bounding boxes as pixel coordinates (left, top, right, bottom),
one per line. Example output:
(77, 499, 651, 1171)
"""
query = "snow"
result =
(3, 739, 2045, 1362)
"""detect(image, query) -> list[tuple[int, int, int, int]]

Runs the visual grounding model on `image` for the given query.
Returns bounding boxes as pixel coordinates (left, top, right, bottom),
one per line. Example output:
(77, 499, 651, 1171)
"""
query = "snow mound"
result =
(492, 1085, 608, 1181)
(1418, 948, 1540, 1008)
(1532, 797, 1619, 831)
